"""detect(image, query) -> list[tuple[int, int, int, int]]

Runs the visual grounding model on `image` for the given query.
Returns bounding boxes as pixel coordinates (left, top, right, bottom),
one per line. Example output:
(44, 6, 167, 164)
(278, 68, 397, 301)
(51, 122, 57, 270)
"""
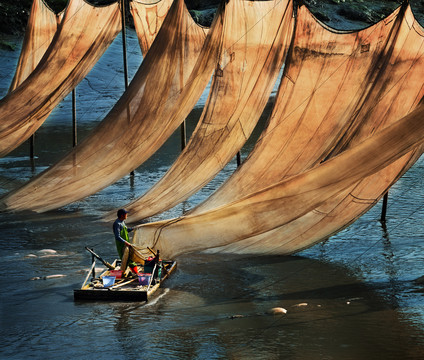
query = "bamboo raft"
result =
(74, 248, 177, 302)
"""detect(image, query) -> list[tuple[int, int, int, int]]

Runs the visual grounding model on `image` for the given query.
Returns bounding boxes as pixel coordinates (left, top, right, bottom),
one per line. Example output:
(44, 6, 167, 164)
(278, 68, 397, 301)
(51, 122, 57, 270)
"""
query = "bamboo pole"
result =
(121, 0, 134, 177)
(180, 120, 187, 150)
(381, 192, 389, 222)
(29, 134, 35, 159)
(109, 278, 136, 290)
(121, 0, 129, 91)
(147, 263, 157, 291)
(72, 89, 77, 147)
(91, 251, 96, 279)
(81, 258, 96, 289)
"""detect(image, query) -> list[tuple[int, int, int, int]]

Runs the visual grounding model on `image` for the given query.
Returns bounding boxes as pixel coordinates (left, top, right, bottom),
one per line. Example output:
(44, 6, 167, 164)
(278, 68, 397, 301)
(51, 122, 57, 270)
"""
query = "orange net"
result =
(130, 0, 174, 55)
(131, 3, 424, 257)
(132, 103, 424, 258)
(1, 0, 215, 212)
(0, 0, 121, 157)
(9, 0, 64, 91)
(188, 3, 424, 255)
(117, 0, 295, 222)
(2, 1, 424, 259)
(196, 4, 424, 214)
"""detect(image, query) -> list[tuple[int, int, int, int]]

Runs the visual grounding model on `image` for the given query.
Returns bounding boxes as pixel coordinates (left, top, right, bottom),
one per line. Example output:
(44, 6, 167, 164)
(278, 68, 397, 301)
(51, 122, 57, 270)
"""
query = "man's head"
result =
(117, 208, 128, 219)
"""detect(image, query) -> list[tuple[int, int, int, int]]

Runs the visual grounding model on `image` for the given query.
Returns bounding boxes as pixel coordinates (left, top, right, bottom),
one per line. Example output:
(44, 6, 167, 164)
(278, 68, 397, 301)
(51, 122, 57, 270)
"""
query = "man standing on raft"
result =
(113, 208, 139, 275)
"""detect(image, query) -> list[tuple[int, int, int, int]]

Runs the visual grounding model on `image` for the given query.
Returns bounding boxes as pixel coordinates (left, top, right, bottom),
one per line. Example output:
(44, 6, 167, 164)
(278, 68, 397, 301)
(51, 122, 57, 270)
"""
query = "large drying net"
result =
(189, 3, 424, 255)
(132, 103, 424, 258)
(130, 3, 424, 257)
(0, 0, 122, 157)
(1, 0, 215, 212)
(113, 0, 295, 222)
(2, 1, 423, 260)
(9, 0, 64, 91)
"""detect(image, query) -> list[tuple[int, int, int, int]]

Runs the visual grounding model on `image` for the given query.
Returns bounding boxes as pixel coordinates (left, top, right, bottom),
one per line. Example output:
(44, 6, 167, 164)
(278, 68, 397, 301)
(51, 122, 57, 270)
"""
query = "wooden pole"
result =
(91, 253, 96, 279)
(121, 0, 134, 177)
(121, 0, 129, 91)
(180, 120, 186, 150)
(236, 151, 241, 167)
(72, 89, 77, 147)
(147, 263, 157, 291)
(29, 134, 35, 171)
(81, 260, 97, 288)
(29, 134, 35, 159)
(381, 192, 389, 222)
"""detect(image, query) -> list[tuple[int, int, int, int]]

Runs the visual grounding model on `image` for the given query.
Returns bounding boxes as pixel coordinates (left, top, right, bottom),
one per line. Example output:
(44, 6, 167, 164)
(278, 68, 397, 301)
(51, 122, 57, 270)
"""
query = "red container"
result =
(108, 270, 122, 279)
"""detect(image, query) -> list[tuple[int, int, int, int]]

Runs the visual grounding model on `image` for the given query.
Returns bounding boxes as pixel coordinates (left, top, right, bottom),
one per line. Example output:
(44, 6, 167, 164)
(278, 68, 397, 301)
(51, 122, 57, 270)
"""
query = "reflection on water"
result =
(1, 28, 424, 359)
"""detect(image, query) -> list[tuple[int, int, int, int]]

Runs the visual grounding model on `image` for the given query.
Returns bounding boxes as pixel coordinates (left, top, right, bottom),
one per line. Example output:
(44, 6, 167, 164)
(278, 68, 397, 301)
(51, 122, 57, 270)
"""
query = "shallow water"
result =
(1, 27, 424, 360)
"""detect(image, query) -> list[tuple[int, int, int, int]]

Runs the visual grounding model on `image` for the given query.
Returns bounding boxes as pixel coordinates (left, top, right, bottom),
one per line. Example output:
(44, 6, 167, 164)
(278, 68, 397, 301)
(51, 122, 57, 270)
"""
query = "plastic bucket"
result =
(138, 273, 151, 285)
(102, 276, 116, 287)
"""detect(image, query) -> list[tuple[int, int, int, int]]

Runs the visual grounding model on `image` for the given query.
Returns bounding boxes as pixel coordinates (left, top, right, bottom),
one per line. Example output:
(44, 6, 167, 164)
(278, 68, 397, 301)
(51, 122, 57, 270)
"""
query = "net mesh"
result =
(0, 0, 122, 157)
(9, 0, 64, 91)
(130, 0, 175, 56)
(131, 3, 424, 257)
(116, 0, 295, 222)
(1, 0, 214, 212)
